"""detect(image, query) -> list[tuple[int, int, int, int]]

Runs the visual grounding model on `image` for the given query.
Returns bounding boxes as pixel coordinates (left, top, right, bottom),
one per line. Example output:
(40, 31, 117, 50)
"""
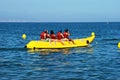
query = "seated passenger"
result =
(40, 30, 46, 40)
(63, 29, 75, 44)
(40, 30, 50, 41)
(49, 30, 56, 45)
(56, 30, 64, 45)
(57, 30, 64, 40)
(50, 30, 56, 40)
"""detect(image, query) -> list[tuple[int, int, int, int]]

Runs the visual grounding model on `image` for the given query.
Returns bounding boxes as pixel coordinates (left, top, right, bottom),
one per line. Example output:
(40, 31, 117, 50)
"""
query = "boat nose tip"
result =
(91, 32, 95, 36)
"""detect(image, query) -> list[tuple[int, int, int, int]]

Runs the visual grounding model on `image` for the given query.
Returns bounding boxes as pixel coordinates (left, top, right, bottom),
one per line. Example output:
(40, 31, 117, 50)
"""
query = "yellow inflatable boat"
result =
(25, 32, 95, 49)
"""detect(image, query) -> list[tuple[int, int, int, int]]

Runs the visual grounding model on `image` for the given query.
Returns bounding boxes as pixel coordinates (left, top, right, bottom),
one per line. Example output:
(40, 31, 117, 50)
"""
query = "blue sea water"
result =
(0, 22, 120, 80)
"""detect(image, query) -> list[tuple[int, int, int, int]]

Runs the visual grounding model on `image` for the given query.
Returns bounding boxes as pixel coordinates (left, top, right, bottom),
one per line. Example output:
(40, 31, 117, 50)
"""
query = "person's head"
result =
(65, 29, 68, 32)
(50, 30, 54, 34)
(59, 30, 62, 33)
(44, 30, 48, 33)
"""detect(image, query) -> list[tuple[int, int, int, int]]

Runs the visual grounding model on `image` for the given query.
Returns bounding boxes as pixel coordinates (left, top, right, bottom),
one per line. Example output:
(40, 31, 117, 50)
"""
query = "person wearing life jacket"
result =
(40, 30, 50, 41)
(40, 31, 46, 40)
(50, 30, 56, 39)
(56, 30, 65, 45)
(63, 29, 75, 44)
(63, 29, 70, 39)
(57, 30, 64, 40)
(49, 30, 57, 45)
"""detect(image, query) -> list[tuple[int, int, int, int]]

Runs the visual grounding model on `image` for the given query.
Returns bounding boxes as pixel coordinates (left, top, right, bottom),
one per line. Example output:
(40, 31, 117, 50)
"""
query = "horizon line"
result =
(0, 21, 120, 23)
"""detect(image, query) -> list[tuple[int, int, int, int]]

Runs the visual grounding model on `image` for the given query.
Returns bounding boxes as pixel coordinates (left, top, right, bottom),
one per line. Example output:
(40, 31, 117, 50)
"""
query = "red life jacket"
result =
(40, 32, 46, 39)
(63, 32, 69, 39)
(50, 34, 56, 39)
(57, 32, 64, 40)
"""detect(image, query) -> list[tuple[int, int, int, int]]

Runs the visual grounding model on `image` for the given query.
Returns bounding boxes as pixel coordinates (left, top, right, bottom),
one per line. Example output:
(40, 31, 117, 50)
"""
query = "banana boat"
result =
(25, 32, 95, 49)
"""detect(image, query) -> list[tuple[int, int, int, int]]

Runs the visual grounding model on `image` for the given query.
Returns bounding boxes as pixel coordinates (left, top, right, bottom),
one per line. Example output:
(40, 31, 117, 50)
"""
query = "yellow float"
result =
(22, 34, 26, 40)
(25, 32, 95, 49)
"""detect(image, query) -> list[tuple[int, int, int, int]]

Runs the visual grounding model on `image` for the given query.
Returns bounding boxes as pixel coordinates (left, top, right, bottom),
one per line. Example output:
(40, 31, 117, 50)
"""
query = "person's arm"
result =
(61, 33, 64, 38)
(44, 34, 46, 39)
(67, 32, 70, 36)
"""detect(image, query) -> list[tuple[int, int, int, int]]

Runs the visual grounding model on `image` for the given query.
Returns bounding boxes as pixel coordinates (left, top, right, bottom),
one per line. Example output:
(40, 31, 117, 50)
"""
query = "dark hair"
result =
(65, 29, 68, 32)
(44, 30, 48, 33)
(50, 30, 54, 34)
(59, 30, 62, 33)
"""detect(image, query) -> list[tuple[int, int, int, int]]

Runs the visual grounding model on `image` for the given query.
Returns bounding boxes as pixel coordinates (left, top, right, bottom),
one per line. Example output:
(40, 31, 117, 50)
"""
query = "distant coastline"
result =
(0, 22, 120, 23)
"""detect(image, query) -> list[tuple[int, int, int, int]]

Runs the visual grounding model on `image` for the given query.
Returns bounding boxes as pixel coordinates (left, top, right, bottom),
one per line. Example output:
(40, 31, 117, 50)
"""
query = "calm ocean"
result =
(0, 22, 120, 80)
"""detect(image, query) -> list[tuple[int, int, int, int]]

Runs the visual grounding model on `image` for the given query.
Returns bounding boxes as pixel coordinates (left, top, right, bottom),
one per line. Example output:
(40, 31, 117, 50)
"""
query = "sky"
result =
(0, 0, 120, 22)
